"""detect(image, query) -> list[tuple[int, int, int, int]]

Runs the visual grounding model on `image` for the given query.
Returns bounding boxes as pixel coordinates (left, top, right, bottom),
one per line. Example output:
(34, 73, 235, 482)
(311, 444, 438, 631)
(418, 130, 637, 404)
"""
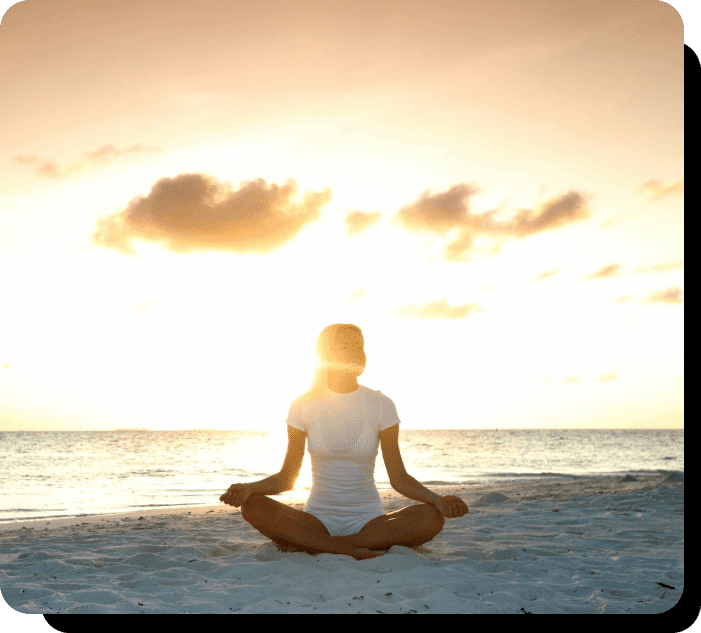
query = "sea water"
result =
(0, 429, 683, 524)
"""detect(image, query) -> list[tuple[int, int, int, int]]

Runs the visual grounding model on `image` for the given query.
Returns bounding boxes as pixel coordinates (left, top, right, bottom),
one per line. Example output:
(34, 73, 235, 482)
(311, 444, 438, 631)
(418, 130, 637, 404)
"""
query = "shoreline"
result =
(0, 472, 679, 534)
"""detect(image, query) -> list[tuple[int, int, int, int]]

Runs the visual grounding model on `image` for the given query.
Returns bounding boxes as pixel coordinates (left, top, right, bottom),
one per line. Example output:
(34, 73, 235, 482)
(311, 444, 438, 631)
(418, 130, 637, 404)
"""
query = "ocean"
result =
(0, 429, 683, 524)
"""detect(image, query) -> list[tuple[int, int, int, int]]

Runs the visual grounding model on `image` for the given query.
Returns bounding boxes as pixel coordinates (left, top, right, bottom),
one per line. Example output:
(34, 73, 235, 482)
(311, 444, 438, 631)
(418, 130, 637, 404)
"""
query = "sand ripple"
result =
(0, 473, 683, 614)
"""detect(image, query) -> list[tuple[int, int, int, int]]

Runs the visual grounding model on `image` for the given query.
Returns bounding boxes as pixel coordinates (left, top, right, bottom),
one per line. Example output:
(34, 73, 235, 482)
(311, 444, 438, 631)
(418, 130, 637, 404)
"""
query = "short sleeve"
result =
(285, 398, 305, 432)
(378, 391, 401, 431)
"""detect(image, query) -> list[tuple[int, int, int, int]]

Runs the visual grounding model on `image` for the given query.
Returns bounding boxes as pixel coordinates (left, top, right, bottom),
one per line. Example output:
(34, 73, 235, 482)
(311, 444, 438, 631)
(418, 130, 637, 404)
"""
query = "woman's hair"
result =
(303, 323, 364, 401)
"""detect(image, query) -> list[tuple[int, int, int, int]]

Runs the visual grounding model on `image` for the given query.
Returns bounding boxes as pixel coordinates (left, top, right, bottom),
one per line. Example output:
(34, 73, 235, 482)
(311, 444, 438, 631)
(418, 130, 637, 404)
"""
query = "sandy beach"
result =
(0, 473, 684, 615)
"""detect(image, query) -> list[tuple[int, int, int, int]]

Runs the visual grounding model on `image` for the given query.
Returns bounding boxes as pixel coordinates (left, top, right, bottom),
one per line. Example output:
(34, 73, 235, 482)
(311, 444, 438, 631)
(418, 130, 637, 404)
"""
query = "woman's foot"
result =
(329, 534, 362, 546)
(272, 539, 384, 559)
(351, 547, 387, 560)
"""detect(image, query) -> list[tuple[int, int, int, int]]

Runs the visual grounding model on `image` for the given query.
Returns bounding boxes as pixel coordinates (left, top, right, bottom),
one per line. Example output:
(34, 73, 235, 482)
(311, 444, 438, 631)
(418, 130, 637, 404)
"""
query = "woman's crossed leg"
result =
(239, 495, 383, 559)
(239, 495, 444, 556)
(331, 503, 445, 550)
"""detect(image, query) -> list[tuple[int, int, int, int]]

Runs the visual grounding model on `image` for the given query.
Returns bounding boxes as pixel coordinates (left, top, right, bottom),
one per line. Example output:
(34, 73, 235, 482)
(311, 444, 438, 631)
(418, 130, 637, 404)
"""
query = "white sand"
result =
(0, 473, 683, 614)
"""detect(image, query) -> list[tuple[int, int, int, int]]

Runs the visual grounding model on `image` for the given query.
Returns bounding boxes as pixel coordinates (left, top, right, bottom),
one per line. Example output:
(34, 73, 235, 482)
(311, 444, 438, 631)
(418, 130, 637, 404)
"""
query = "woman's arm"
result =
(221, 474, 290, 506)
(246, 473, 291, 495)
(391, 474, 442, 505)
(392, 475, 468, 518)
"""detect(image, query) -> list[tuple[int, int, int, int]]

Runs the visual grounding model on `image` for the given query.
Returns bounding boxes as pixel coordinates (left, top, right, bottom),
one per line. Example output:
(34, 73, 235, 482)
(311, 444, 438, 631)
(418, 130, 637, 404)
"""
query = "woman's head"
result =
(305, 324, 365, 399)
(315, 323, 366, 373)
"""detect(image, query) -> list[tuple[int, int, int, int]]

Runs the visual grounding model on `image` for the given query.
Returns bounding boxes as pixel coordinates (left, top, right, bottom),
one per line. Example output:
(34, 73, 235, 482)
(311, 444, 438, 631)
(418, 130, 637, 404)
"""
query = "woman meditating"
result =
(220, 323, 468, 561)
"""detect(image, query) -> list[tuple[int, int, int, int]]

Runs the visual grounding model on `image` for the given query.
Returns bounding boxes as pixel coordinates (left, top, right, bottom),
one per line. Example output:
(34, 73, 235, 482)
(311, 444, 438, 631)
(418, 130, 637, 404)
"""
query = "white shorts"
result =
(305, 510, 385, 537)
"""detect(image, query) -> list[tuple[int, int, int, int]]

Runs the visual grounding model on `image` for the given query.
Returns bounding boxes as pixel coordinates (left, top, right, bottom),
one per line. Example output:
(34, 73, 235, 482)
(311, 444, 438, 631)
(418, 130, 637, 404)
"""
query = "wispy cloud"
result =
(544, 372, 618, 383)
(130, 300, 158, 315)
(613, 287, 684, 305)
(586, 263, 622, 279)
(638, 178, 684, 201)
(345, 211, 381, 235)
(535, 261, 677, 282)
(13, 155, 39, 165)
(633, 260, 684, 274)
(563, 374, 582, 383)
(588, 260, 683, 280)
(83, 144, 160, 163)
(534, 269, 559, 281)
(601, 213, 632, 229)
(393, 298, 483, 319)
(13, 143, 161, 178)
(392, 184, 590, 261)
(12, 156, 85, 178)
(93, 174, 331, 255)
(643, 287, 684, 304)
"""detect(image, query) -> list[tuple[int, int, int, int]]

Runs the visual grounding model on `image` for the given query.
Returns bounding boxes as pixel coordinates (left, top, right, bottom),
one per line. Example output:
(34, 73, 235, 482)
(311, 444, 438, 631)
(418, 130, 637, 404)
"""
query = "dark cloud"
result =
(93, 173, 332, 254)
(13, 143, 161, 178)
(345, 210, 381, 236)
(394, 184, 484, 236)
(1, 364, 10, 370)
(393, 185, 589, 261)
(643, 287, 684, 304)
(394, 298, 483, 319)
(586, 263, 621, 279)
(597, 371, 619, 382)
(638, 178, 684, 201)
(348, 289, 366, 300)
(509, 191, 590, 236)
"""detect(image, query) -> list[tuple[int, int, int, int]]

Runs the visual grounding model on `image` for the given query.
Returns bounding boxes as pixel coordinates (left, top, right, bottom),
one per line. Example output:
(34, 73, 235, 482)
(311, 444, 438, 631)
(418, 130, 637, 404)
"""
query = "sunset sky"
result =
(0, 0, 686, 431)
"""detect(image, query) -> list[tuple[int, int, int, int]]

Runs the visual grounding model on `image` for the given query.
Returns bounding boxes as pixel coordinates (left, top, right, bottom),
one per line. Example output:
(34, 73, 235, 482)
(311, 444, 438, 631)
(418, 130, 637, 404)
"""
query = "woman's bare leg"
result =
(239, 495, 384, 559)
(331, 503, 445, 550)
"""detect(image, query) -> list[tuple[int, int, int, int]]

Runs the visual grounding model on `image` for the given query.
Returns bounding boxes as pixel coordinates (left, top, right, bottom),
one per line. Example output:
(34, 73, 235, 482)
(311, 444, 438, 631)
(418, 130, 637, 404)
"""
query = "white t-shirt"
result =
(285, 385, 401, 518)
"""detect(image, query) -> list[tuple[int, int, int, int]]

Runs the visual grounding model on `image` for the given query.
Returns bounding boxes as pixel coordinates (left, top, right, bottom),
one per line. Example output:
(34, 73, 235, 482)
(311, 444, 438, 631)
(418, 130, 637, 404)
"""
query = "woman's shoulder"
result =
(291, 392, 312, 407)
(291, 388, 323, 406)
(359, 384, 395, 403)
(291, 385, 394, 404)
(359, 383, 384, 394)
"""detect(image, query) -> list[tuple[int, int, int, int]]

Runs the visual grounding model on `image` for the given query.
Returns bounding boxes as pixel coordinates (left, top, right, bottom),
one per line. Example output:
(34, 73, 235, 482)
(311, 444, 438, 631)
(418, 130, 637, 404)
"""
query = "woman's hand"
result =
(433, 495, 469, 518)
(220, 483, 253, 508)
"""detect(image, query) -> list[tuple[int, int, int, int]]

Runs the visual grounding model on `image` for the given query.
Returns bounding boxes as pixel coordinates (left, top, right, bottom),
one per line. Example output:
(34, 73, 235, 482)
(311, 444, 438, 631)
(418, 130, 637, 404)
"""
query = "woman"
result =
(220, 323, 468, 561)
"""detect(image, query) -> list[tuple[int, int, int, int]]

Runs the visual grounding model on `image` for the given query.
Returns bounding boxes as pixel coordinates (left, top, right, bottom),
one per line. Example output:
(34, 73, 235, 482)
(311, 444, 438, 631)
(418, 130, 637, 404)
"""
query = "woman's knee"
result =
(425, 503, 445, 532)
(240, 494, 270, 522)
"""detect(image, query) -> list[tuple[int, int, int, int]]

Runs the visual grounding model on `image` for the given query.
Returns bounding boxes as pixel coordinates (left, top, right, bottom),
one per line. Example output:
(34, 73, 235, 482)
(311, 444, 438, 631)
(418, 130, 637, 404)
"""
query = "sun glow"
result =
(0, 1, 683, 432)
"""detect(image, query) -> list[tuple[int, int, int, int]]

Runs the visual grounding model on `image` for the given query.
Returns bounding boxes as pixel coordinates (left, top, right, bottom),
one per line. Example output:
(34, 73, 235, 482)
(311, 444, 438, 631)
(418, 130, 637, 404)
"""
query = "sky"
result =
(0, 0, 686, 432)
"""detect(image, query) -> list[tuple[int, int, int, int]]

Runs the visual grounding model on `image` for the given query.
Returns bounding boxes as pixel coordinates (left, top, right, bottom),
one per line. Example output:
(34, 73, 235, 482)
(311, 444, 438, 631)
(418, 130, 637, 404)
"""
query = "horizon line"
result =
(0, 427, 684, 432)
